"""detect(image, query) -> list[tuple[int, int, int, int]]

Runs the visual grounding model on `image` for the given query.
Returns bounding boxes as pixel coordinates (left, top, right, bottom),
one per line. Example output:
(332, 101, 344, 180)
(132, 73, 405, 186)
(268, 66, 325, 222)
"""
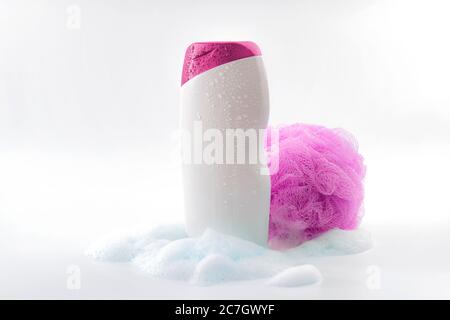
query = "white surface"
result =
(1, 0, 450, 299)
(1, 223, 449, 299)
(0, 151, 449, 299)
(181, 56, 270, 245)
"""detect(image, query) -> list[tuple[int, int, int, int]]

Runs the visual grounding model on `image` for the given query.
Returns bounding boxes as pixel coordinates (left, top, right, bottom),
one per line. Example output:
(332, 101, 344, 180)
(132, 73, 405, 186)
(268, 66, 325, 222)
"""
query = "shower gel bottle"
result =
(180, 42, 270, 245)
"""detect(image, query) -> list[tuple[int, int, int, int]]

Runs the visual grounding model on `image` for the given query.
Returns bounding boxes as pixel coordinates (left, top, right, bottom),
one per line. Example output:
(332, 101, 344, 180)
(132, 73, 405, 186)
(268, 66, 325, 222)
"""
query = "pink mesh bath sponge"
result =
(266, 123, 366, 249)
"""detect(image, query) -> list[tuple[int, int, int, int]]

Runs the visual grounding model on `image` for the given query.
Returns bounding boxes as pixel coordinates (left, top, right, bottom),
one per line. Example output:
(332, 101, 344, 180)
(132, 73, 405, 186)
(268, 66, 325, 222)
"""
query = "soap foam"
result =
(266, 265, 322, 287)
(86, 224, 372, 286)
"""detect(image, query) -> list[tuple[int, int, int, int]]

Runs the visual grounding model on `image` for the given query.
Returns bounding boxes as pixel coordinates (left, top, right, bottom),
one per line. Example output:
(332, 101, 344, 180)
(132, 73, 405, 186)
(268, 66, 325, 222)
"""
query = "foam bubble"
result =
(267, 265, 322, 287)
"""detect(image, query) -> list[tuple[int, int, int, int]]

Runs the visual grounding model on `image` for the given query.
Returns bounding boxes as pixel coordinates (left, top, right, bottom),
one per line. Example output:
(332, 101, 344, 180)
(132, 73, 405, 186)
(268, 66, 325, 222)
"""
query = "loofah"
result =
(265, 123, 366, 249)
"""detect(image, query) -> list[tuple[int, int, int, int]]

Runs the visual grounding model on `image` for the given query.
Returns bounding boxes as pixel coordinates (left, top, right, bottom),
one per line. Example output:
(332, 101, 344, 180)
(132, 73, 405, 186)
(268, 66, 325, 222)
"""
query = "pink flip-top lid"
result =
(181, 41, 261, 85)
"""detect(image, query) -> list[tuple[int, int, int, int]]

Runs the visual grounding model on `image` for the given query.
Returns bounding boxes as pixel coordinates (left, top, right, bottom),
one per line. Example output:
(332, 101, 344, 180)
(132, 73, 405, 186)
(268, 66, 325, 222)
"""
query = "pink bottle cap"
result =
(181, 41, 261, 86)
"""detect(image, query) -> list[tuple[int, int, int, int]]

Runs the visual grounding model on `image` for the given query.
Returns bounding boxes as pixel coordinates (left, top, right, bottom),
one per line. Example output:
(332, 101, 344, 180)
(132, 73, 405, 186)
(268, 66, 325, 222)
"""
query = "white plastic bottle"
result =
(180, 41, 270, 246)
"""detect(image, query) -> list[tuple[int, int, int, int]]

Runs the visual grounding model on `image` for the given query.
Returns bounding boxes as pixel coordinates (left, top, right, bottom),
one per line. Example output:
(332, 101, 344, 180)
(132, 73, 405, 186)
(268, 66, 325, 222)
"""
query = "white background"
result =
(1, 0, 449, 299)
